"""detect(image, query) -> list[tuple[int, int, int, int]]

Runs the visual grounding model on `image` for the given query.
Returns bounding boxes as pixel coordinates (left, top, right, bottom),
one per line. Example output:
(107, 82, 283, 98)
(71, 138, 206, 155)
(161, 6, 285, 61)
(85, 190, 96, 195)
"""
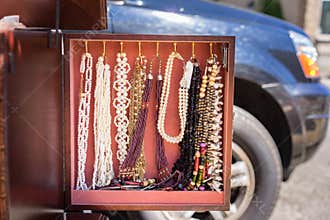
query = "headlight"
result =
(289, 31, 320, 78)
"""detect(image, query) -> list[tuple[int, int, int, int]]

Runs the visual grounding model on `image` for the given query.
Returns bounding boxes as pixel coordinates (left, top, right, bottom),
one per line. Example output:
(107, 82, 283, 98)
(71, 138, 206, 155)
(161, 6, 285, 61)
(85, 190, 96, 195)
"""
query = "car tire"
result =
(230, 106, 282, 220)
(109, 106, 282, 220)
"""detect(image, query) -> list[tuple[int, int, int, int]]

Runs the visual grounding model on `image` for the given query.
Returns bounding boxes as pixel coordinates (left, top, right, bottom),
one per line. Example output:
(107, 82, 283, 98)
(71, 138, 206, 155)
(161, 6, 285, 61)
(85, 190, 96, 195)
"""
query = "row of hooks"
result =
(83, 41, 218, 59)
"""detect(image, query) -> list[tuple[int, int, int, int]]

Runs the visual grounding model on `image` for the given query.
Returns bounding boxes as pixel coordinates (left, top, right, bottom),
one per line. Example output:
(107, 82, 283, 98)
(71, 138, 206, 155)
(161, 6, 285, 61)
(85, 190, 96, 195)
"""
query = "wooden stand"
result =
(64, 34, 235, 211)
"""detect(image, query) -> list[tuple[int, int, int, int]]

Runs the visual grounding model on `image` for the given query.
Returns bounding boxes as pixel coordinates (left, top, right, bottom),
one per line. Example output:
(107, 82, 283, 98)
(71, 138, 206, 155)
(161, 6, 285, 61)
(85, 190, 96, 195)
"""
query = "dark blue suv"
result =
(106, 0, 330, 219)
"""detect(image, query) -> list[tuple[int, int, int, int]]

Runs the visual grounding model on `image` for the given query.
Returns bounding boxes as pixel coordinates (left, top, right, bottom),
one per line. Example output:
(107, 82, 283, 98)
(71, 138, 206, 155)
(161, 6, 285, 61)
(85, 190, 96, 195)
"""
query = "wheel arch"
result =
(234, 77, 292, 176)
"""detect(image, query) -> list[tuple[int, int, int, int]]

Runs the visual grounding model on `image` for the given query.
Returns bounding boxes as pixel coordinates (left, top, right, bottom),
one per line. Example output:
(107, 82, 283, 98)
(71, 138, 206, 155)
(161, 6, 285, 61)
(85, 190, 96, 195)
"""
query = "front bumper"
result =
(286, 83, 330, 161)
(264, 82, 329, 177)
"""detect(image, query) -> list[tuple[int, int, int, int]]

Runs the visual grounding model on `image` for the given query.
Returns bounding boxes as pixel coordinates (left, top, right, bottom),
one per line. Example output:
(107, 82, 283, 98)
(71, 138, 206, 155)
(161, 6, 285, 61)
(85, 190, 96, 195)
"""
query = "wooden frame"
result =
(64, 33, 235, 211)
(0, 33, 9, 220)
(60, 0, 107, 30)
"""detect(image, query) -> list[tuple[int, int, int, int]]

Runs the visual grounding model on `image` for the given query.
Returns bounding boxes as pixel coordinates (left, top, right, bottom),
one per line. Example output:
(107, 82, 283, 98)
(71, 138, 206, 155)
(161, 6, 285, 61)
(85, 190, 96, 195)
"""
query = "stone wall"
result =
(280, 0, 306, 28)
(304, 0, 322, 39)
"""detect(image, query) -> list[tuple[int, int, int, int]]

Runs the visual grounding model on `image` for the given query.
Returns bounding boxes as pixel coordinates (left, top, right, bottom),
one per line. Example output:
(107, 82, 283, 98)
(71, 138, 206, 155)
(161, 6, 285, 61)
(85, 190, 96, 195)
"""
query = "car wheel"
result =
(137, 106, 282, 220)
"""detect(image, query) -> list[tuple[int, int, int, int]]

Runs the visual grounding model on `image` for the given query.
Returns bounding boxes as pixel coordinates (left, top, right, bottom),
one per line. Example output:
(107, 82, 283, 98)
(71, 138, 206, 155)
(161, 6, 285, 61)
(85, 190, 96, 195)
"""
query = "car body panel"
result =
(109, 2, 299, 84)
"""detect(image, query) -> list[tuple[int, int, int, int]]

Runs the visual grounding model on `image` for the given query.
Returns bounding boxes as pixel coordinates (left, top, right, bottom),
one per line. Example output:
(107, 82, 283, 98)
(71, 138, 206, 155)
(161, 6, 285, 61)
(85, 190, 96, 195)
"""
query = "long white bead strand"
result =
(76, 50, 93, 190)
(113, 48, 131, 166)
(92, 54, 114, 189)
(103, 64, 114, 184)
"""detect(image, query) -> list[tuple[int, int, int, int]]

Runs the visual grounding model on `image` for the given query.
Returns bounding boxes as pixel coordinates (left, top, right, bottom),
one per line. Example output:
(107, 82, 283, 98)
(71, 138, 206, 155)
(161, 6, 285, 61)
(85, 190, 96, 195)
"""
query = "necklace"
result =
(121, 73, 153, 177)
(113, 49, 131, 166)
(92, 55, 114, 189)
(128, 56, 147, 135)
(151, 56, 171, 182)
(207, 61, 224, 192)
(187, 56, 217, 191)
(122, 54, 147, 180)
(76, 51, 93, 190)
(157, 51, 191, 144)
(173, 58, 201, 188)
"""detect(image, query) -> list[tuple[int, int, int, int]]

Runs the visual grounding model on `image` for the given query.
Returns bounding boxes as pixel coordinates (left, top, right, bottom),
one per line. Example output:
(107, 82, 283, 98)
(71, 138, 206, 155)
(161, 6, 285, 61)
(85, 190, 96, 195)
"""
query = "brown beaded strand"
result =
(121, 74, 153, 178)
(120, 46, 147, 181)
(186, 64, 209, 190)
(153, 56, 171, 182)
(186, 49, 218, 191)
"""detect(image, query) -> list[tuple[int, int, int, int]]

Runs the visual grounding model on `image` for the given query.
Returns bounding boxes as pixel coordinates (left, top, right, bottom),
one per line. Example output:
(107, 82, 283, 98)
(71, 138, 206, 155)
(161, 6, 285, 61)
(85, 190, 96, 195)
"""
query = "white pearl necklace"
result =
(157, 52, 192, 144)
(92, 56, 114, 189)
(113, 52, 131, 165)
(76, 52, 93, 190)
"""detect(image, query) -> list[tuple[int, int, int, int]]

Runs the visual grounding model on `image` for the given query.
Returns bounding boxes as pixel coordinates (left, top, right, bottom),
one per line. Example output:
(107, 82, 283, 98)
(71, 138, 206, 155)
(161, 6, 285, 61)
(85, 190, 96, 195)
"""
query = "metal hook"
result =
(209, 43, 213, 57)
(120, 42, 124, 54)
(156, 42, 160, 57)
(85, 41, 88, 53)
(192, 42, 195, 59)
(138, 41, 142, 57)
(103, 41, 106, 57)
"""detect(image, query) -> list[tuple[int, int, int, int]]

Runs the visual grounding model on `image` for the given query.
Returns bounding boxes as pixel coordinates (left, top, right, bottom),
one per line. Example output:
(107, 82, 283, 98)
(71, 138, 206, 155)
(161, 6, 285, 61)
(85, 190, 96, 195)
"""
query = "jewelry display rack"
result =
(64, 34, 235, 211)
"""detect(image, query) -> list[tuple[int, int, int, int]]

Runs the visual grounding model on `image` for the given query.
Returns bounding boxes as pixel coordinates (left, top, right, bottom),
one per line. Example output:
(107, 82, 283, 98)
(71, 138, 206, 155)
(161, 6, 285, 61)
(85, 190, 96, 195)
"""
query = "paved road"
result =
(270, 80, 330, 220)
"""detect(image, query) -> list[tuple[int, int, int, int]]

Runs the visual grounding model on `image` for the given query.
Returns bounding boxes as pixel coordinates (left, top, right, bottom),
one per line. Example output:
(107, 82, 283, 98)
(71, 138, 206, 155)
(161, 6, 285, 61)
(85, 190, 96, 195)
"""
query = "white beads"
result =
(157, 52, 190, 144)
(80, 53, 86, 73)
(205, 62, 225, 191)
(113, 52, 131, 165)
(76, 52, 93, 190)
(92, 56, 114, 189)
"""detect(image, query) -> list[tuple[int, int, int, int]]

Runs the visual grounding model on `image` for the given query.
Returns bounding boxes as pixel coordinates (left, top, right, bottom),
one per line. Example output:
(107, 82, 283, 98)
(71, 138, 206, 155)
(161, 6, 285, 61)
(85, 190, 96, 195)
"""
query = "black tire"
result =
(233, 106, 282, 220)
(118, 106, 282, 220)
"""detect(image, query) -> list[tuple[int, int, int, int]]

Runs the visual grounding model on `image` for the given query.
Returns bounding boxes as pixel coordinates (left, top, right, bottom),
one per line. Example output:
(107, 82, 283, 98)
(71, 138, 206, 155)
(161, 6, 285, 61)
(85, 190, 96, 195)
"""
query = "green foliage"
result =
(260, 0, 284, 19)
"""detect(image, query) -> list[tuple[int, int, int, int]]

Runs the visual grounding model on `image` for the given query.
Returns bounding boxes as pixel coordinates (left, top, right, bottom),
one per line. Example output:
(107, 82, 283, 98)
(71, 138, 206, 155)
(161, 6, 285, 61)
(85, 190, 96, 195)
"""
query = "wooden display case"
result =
(64, 34, 235, 211)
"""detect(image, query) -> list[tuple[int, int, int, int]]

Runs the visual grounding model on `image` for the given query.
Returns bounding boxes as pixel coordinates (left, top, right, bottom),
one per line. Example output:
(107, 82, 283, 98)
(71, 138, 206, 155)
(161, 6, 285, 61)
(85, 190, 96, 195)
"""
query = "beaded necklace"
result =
(173, 58, 201, 188)
(187, 54, 217, 191)
(92, 45, 114, 189)
(157, 47, 191, 144)
(128, 54, 147, 136)
(113, 43, 131, 166)
(121, 73, 153, 177)
(121, 46, 147, 180)
(76, 45, 93, 190)
(207, 62, 224, 192)
(152, 54, 172, 182)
